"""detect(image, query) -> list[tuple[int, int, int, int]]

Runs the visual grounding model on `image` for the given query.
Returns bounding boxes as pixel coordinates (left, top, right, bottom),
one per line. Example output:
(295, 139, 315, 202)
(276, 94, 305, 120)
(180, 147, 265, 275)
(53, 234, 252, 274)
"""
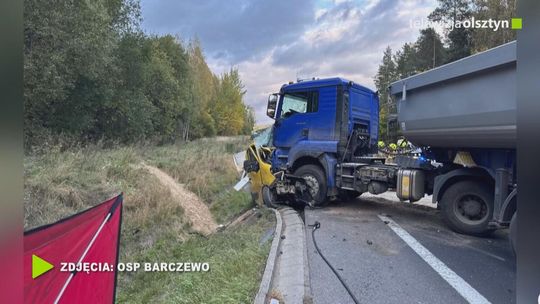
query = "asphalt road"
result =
(304, 192, 515, 304)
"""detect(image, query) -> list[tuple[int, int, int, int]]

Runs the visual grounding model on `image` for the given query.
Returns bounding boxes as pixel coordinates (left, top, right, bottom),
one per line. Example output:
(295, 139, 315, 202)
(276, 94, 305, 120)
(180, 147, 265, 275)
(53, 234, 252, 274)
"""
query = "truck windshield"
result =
(280, 93, 308, 118)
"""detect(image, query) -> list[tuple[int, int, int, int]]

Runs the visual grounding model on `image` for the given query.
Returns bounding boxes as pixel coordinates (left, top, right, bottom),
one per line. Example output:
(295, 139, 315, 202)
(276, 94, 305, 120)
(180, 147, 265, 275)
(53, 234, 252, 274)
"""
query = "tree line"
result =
(24, 0, 254, 149)
(375, 0, 516, 142)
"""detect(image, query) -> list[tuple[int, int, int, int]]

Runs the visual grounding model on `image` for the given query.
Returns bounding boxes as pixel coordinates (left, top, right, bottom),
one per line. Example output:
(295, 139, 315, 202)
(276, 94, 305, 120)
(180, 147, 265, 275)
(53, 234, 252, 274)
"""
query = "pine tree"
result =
(428, 0, 473, 62)
(394, 43, 418, 79)
(374, 47, 398, 141)
(415, 28, 447, 71)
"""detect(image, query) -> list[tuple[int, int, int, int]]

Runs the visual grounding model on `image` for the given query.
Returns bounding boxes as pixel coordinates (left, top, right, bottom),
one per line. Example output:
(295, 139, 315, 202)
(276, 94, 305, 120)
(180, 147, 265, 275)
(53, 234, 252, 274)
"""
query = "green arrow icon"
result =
(32, 254, 54, 279)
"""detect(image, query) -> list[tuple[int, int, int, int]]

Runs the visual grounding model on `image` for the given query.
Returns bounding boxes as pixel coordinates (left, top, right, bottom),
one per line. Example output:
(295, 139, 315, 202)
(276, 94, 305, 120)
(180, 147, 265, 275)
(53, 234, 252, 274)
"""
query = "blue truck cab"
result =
(266, 77, 380, 201)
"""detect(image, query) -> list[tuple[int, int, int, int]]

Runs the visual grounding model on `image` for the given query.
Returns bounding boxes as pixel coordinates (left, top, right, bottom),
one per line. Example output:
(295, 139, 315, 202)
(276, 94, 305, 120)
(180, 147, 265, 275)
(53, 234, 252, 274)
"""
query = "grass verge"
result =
(117, 209, 275, 304)
(24, 136, 272, 303)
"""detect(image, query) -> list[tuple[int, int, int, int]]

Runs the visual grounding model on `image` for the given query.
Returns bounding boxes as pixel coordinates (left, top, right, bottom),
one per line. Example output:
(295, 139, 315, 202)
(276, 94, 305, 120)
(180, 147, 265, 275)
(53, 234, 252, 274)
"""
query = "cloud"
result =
(271, 0, 434, 74)
(141, 0, 315, 63)
(140, 0, 438, 125)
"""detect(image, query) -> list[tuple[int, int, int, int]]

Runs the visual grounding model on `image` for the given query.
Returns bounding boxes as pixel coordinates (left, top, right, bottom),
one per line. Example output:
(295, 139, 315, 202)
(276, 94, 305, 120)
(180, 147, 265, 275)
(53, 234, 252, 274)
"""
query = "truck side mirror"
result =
(267, 94, 278, 119)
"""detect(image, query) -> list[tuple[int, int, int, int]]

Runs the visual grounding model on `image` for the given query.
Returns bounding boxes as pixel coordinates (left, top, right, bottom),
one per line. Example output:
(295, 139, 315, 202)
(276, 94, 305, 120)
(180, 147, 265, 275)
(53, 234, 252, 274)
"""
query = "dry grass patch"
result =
(24, 136, 265, 302)
(24, 145, 190, 262)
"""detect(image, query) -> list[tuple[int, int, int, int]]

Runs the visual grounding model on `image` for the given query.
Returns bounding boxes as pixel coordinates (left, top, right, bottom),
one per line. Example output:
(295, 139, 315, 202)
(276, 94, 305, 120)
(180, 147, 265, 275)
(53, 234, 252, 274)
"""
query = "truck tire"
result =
(294, 165, 328, 206)
(509, 212, 517, 255)
(440, 180, 495, 236)
(262, 186, 279, 208)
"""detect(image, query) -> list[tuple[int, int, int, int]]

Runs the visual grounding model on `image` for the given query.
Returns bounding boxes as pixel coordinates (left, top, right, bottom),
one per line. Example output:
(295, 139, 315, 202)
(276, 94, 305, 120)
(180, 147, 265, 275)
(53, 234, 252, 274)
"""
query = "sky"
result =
(140, 0, 438, 125)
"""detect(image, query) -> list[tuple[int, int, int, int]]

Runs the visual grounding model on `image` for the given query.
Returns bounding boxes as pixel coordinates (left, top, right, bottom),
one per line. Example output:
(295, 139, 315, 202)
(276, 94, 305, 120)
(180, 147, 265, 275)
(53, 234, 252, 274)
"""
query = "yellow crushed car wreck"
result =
(233, 127, 275, 207)
(234, 126, 315, 208)
(244, 143, 275, 206)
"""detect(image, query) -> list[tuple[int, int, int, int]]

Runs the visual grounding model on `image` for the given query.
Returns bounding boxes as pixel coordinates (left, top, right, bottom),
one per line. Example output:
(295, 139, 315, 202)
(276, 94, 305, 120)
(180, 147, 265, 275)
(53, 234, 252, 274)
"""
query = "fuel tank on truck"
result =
(389, 41, 516, 149)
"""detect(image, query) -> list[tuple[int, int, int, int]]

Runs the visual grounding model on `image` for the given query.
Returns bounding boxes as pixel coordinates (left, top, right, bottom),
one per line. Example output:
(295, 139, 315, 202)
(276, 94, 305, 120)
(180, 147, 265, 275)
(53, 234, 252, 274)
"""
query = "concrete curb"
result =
(254, 208, 283, 304)
(272, 207, 309, 304)
(303, 210, 313, 304)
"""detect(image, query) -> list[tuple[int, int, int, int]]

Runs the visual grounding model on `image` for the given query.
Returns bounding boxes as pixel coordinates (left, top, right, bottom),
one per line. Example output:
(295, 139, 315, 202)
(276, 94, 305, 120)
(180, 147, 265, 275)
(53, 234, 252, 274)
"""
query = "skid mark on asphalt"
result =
(378, 214, 491, 304)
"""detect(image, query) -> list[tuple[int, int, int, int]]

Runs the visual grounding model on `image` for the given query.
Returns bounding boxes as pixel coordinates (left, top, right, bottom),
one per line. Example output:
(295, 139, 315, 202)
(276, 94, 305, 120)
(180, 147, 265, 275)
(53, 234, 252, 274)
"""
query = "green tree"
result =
(155, 35, 192, 142)
(24, 0, 254, 148)
(429, 0, 473, 62)
(24, 0, 143, 145)
(394, 43, 417, 79)
(188, 39, 218, 138)
(213, 69, 248, 136)
(414, 28, 447, 71)
(99, 32, 156, 142)
(471, 0, 517, 52)
(374, 47, 398, 141)
(139, 36, 191, 142)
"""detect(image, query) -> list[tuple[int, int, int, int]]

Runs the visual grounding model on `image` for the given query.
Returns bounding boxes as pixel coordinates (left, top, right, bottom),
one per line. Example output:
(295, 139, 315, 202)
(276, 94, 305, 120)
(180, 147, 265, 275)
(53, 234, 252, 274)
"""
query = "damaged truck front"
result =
(256, 77, 394, 206)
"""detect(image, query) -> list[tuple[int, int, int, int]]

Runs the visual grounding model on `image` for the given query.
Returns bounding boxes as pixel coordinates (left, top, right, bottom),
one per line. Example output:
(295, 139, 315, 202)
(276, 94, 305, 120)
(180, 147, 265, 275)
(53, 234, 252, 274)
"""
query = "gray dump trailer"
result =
(389, 42, 517, 244)
(390, 41, 516, 148)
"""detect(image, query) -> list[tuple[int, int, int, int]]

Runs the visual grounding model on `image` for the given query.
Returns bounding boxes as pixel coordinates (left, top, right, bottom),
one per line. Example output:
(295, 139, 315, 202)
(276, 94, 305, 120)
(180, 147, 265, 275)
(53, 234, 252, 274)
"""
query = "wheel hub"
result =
(462, 199, 482, 216)
(455, 194, 488, 223)
(303, 175, 319, 198)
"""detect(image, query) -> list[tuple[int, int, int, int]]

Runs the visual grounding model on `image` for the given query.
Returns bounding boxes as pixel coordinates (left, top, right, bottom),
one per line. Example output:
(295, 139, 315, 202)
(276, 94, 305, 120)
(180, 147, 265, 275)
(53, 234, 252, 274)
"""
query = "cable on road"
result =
(309, 221, 360, 304)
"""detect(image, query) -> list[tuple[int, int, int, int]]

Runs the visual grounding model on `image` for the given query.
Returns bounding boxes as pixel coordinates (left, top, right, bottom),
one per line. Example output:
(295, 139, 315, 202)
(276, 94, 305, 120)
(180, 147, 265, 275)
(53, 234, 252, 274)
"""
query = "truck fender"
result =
(432, 168, 492, 204)
(318, 153, 337, 190)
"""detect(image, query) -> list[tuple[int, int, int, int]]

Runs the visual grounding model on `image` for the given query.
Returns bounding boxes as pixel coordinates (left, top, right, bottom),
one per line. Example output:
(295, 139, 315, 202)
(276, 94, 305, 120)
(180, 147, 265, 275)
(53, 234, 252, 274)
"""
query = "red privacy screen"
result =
(24, 194, 123, 304)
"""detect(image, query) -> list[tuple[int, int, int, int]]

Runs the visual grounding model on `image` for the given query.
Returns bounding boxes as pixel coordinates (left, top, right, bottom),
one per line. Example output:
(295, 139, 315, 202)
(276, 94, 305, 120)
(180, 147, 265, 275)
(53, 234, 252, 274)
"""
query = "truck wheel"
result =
(509, 212, 517, 255)
(440, 180, 495, 236)
(294, 165, 328, 206)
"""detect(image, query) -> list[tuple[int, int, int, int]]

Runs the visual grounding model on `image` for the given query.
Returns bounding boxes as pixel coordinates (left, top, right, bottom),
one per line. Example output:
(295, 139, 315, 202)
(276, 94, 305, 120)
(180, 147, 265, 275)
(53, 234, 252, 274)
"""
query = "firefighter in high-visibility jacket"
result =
(397, 138, 408, 149)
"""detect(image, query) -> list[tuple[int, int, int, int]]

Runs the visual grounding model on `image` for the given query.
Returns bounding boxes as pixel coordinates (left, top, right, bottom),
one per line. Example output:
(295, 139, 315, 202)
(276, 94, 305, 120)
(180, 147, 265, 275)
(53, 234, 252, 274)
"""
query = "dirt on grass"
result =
(142, 164, 217, 235)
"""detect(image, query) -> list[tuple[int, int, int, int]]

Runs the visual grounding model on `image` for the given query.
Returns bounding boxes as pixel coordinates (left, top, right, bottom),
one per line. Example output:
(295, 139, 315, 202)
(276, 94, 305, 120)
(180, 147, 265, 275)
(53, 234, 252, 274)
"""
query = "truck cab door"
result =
(273, 91, 318, 149)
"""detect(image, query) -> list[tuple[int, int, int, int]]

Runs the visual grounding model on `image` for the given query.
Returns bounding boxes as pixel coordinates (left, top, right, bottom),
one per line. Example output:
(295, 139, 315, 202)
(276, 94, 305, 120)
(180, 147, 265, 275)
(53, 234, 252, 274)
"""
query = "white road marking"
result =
(378, 214, 491, 304)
